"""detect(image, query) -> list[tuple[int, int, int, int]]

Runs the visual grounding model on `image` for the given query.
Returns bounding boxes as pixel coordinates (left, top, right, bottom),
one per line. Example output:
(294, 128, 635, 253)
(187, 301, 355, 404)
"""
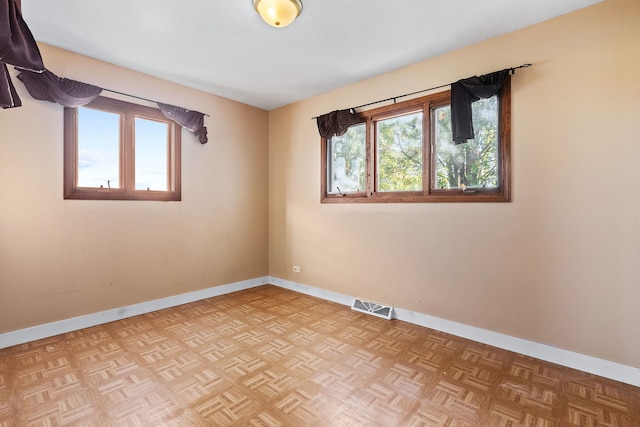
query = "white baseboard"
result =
(2, 276, 638, 387)
(268, 277, 640, 388)
(0, 276, 270, 350)
(392, 307, 640, 388)
(267, 276, 354, 306)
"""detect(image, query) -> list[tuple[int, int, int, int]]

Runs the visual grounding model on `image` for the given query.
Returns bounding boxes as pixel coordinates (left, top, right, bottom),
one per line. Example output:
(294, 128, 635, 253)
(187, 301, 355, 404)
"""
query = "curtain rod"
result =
(101, 87, 210, 117)
(311, 63, 532, 120)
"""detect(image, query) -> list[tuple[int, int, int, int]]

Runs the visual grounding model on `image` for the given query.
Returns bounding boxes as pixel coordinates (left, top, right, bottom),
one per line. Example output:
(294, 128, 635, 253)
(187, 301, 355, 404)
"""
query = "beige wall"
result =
(268, 0, 640, 368)
(0, 44, 270, 333)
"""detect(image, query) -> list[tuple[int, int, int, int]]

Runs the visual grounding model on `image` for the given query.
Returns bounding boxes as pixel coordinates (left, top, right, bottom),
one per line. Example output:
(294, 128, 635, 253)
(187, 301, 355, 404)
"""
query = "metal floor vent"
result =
(351, 298, 394, 320)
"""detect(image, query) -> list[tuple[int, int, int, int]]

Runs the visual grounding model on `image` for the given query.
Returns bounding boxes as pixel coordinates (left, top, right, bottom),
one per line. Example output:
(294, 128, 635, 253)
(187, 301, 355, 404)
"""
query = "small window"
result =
(321, 77, 510, 203)
(64, 96, 181, 201)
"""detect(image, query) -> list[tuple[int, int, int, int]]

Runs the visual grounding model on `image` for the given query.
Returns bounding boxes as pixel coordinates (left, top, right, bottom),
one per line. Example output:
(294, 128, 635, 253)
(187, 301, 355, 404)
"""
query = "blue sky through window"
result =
(135, 118, 168, 191)
(77, 107, 169, 191)
(78, 107, 120, 188)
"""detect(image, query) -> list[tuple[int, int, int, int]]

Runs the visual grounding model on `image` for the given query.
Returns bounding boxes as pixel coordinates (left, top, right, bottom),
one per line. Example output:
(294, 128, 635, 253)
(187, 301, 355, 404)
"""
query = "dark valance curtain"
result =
(17, 69, 102, 107)
(16, 70, 209, 144)
(2, 0, 208, 144)
(316, 109, 361, 139)
(450, 69, 510, 144)
(1, 0, 45, 108)
(157, 103, 208, 144)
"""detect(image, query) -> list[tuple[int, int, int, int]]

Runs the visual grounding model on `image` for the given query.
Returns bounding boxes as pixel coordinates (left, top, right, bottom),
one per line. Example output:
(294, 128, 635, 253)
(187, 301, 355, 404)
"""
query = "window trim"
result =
(64, 96, 182, 201)
(321, 77, 511, 203)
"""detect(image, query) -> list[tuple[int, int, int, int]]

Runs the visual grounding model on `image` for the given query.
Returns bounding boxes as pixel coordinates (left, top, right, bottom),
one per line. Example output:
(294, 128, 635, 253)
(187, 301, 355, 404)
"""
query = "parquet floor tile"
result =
(0, 284, 638, 426)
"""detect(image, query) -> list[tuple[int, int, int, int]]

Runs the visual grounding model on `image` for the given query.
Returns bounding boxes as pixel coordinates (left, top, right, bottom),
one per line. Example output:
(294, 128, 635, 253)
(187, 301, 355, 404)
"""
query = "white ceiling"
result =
(22, 0, 601, 111)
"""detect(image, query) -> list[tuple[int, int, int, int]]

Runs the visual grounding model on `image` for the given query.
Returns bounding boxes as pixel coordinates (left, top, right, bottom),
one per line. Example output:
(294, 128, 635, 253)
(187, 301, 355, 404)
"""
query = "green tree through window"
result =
(377, 112, 423, 192)
(321, 78, 511, 203)
(434, 96, 498, 189)
(328, 123, 365, 193)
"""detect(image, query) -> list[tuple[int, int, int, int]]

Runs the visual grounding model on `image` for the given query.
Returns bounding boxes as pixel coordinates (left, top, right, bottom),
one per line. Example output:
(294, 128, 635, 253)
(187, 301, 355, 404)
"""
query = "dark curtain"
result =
(316, 109, 361, 139)
(450, 69, 510, 144)
(1, 62, 20, 107)
(1, 0, 45, 108)
(16, 71, 208, 143)
(17, 69, 102, 107)
(2, 0, 208, 144)
(158, 103, 208, 144)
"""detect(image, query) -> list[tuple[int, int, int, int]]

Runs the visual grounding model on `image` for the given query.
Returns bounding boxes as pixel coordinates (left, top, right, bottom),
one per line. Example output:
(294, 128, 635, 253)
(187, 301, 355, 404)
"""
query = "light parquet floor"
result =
(1, 285, 639, 426)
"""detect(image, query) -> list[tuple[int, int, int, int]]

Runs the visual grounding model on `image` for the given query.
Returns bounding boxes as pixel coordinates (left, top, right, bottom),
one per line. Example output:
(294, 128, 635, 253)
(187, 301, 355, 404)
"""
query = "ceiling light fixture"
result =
(253, 0, 303, 28)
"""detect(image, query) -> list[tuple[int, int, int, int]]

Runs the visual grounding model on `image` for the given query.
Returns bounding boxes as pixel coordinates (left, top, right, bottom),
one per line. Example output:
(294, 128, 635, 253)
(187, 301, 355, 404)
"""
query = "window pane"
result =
(434, 96, 499, 189)
(135, 118, 169, 191)
(327, 123, 366, 193)
(376, 112, 423, 192)
(77, 107, 120, 188)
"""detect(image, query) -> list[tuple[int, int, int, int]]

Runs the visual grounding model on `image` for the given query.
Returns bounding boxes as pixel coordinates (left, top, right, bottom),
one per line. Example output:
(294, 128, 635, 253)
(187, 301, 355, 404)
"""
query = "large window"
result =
(64, 96, 181, 201)
(321, 79, 511, 202)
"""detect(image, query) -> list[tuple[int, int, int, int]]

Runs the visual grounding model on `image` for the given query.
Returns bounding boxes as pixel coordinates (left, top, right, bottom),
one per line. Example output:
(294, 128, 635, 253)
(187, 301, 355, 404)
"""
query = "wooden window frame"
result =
(321, 78, 511, 203)
(64, 96, 181, 201)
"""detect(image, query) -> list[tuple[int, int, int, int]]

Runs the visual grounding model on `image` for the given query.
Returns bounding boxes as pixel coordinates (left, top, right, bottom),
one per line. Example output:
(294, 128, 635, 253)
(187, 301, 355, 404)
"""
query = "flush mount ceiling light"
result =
(253, 0, 303, 28)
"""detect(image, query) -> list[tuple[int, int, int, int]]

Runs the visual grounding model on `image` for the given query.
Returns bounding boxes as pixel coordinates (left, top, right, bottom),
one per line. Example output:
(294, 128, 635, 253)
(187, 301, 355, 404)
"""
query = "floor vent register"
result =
(351, 298, 394, 320)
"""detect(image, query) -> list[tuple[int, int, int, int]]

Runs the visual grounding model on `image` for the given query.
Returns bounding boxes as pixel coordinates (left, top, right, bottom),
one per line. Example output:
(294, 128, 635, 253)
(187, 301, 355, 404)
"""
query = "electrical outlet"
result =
(292, 265, 301, 273)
